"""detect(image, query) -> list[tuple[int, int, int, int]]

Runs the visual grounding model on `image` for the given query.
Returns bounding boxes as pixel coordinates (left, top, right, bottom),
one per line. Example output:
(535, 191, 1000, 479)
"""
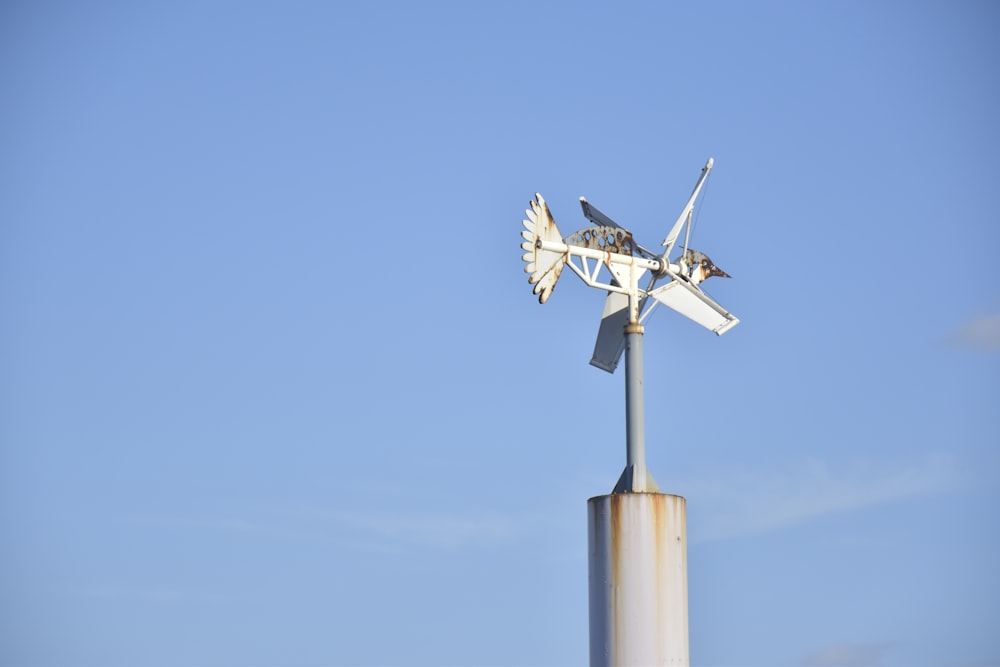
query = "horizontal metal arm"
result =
(536, 239, 664, 273)
(536, 239, 678, 295)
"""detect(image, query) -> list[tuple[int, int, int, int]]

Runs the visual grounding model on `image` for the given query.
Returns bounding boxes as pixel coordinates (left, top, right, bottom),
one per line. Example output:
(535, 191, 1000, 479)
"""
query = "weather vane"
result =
(520, 158, 739, 493)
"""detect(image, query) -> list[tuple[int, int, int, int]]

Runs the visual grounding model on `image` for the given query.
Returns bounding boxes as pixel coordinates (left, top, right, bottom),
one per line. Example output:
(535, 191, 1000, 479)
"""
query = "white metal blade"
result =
(590, 291, 630, 373)
(587, 260, 651, 373)
(579, 197, 625, 229)
(579, 198, 660, 259)
(647, 278, 739, 335)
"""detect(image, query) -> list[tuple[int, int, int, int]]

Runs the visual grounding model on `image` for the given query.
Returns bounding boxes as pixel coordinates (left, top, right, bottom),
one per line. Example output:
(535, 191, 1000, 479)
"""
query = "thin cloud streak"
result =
(143, 514, 316, 544)
(950, 313, 1000, 351)
(142, 505, 522, 553)
(302, 506, 518, 550)
(796, 641, 897, 666)
(685, 455, 958, 543)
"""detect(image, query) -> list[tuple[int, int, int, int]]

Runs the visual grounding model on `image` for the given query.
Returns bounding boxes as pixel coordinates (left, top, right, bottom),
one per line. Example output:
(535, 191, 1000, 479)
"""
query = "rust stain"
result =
(610, 493, 623, 657)
(653, 493, 666, 646)
(594, 493, 689, 664)
(564, 225, 635, 256)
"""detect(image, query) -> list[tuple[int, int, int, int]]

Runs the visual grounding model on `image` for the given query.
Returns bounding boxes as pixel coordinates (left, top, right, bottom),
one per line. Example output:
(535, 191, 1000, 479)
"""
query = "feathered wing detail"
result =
(521, 193, 565, 304)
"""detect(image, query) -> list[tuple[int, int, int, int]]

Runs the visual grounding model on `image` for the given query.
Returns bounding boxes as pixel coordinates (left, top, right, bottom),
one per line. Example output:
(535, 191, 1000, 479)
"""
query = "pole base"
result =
(612, 464, 660, 493)
(588, 492, 689, 666)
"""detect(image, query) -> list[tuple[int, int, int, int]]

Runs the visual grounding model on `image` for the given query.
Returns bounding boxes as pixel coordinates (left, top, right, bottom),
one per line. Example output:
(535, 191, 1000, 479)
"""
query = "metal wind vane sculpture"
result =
(521, 158, 739, 493)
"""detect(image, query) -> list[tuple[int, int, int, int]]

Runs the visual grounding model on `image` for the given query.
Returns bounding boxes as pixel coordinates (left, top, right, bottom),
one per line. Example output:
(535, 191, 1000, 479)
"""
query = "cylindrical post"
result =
(614, 324, 658, 493)
(624, 325, 646, 488)
(588, 493, 689, 667)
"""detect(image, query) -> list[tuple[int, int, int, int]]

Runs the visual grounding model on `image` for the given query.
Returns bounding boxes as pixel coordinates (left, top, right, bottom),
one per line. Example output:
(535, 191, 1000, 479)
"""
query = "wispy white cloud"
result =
(144, 455, 957, 551)
(312, 507, 517, 550)
(950, 313, 1000, 351)
(796, 641, 896, 666)
(144, 514, 318, 545)
(143, 504, 521, 554)
(684, 454, 958, 543)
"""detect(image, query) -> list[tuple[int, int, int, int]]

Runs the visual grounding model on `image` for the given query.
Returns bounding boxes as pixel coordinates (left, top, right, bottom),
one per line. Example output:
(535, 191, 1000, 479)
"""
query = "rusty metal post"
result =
(588, 493, 689, 667)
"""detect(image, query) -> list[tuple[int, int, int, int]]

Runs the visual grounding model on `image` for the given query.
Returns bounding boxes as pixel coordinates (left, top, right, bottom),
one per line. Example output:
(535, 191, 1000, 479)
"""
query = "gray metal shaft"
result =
(612, 326, 658, 493)
(624, 329, 645, 474)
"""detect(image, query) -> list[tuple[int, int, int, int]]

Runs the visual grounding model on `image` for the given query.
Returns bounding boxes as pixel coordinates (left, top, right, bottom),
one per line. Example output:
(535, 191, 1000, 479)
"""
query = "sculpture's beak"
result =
(707, 263, 731, 279)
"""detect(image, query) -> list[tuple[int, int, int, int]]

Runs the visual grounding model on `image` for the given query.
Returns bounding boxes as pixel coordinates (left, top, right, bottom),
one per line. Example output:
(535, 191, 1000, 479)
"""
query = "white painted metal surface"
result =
(521, 193, 566, 303)
(589, 493, 689, 667)
(648, 279, 740, 334)
(521, 158, 737, 375)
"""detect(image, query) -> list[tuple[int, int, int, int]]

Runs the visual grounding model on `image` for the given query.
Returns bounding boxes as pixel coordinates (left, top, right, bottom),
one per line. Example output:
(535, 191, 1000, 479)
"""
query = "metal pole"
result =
(614, 325, 658, 493)
(625, 325, 644, 475)
(614, 265, 658, 494)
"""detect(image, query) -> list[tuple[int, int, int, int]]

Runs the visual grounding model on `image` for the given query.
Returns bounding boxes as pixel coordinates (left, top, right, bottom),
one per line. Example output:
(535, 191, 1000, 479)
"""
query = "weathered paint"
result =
(522, 193, 566, 304)
(588, 493, 688, 667)
(680, 249, 731, 285)
(564, 226, 636, 256)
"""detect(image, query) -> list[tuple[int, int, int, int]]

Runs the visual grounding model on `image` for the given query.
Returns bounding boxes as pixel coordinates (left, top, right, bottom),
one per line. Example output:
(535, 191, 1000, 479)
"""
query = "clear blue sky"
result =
(2, 2, 998, 666)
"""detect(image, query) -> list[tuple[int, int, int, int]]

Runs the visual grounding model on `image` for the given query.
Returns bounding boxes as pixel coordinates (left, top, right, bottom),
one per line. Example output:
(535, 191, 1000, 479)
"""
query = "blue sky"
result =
(2, 1, 998, 665)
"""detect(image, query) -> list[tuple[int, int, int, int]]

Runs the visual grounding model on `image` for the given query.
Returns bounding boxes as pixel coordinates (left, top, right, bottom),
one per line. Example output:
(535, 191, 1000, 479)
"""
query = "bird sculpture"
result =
(682, 249, 731, 286)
